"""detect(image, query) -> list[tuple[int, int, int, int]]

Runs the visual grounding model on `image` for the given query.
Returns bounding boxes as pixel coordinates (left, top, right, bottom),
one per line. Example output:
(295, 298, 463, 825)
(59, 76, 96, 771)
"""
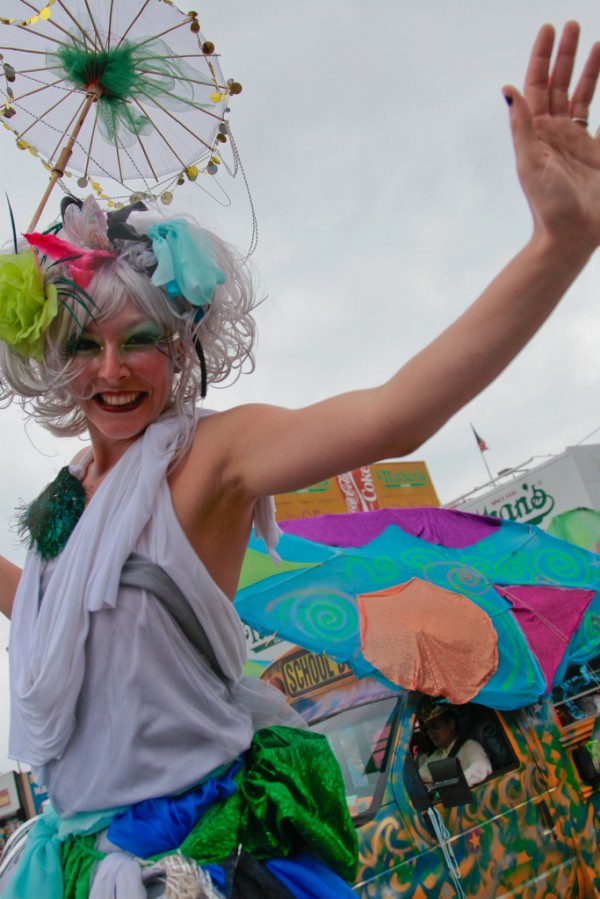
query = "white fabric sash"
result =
(9, 409, 280, 769)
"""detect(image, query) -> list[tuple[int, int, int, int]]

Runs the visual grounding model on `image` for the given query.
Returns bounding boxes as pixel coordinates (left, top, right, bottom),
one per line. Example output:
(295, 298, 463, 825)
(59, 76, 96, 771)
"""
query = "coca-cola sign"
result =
(336, 467, 379, 513)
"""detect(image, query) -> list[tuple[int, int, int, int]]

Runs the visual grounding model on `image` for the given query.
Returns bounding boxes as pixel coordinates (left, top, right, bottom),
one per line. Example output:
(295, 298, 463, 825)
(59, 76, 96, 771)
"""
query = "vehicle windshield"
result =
(311, 697, 398, 820)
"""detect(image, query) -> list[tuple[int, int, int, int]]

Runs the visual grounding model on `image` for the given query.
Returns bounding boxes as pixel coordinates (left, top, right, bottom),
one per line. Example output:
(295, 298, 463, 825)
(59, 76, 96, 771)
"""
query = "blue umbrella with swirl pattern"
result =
(236, 508, 600, 710)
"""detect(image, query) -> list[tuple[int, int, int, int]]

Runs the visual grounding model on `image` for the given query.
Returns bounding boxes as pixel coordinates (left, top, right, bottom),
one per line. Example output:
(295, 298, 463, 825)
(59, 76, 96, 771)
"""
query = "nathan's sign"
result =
(274, 461, 439, 520)
(478, 481, 554, 527)
(453, 445, 600, 530)
(458, 478, 558, 528)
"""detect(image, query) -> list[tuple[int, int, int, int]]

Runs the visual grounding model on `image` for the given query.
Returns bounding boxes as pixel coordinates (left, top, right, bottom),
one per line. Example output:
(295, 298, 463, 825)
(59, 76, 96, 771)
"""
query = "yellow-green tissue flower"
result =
(0, 250, 58, 361)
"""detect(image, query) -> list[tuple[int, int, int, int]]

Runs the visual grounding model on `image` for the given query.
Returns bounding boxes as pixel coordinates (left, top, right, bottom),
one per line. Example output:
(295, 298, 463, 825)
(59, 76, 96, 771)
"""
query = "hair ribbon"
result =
(24, 231, 115, 289)
(146, 220, 225, 307)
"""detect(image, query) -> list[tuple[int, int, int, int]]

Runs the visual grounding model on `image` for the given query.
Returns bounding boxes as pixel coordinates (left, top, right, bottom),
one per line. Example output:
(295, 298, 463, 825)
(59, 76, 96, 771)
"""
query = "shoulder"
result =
(69, 446, 91, 467)
(182, 403, 286, 483)
(461, 738, 484, 750)
(168, 406, 260, 519)
(460, 739, 491, 760)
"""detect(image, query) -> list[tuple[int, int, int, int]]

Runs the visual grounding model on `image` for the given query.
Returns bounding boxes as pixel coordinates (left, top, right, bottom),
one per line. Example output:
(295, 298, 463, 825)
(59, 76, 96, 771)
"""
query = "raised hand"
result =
(180, 21, 600, 513)
(504, 22, 600, 251)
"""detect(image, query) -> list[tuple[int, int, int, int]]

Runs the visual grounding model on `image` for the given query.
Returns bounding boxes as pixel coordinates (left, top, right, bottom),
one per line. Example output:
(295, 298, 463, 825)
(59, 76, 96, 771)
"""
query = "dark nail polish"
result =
(504, 94, 513, 107)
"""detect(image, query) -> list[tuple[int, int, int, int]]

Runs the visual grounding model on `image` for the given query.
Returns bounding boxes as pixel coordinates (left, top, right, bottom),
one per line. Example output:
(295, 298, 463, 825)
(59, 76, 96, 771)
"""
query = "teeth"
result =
(98, 393, 141, 406)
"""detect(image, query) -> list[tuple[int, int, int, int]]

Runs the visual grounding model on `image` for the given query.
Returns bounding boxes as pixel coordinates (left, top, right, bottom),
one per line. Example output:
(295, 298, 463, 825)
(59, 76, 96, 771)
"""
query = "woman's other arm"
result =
(0, 556, 22, 619)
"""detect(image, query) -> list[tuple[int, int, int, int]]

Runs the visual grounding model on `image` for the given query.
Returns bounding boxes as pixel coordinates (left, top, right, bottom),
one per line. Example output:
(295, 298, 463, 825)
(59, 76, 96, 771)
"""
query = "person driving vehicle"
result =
(417, 699, 492, 788)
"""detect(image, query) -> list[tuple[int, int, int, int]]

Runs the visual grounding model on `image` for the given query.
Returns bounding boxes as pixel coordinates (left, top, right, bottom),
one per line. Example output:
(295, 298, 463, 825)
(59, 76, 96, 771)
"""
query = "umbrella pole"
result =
(28, 91, 98, 231)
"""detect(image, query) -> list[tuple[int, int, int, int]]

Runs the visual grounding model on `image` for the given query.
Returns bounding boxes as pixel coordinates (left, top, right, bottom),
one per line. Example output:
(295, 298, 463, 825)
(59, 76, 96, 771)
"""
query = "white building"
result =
(448, 444, 600, 531)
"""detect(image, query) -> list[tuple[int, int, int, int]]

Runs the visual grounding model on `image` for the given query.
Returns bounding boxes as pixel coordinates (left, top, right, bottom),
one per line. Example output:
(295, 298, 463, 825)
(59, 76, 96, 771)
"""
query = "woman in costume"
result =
(0, 20, 600, 899)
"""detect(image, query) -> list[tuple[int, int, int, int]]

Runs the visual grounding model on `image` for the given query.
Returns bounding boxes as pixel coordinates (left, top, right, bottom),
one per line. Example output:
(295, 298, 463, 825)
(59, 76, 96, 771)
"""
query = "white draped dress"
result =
(9, 410, 298, 817)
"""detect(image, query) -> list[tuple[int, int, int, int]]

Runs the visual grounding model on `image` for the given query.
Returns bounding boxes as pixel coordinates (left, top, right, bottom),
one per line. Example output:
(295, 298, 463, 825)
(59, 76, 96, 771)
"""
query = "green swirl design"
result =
(534, 547, 594, 584)
(490, 555, 537, 583)
(342, 555, 400, 586)
(565, 612, 600, 662)
(264, 588, 359, 649)
(409, 558, 492, 597)
(398, 547, 446, 571)
(495, 621, 540, 692)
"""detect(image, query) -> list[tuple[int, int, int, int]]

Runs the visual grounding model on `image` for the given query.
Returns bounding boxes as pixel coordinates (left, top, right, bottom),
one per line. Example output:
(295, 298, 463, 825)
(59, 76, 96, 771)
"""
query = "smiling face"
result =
(67, 303, 177, 458)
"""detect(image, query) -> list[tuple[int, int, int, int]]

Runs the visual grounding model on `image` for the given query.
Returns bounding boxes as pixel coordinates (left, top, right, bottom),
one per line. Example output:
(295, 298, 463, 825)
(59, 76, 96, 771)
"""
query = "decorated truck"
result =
(1, 507, 599, 896)
(257, 643, 600, 897)
(236, 507, 600, 897)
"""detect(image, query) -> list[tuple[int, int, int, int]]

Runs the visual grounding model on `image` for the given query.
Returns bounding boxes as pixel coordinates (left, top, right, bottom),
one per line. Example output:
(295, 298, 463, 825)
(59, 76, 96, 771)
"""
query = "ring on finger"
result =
(572, 116, 589, 128)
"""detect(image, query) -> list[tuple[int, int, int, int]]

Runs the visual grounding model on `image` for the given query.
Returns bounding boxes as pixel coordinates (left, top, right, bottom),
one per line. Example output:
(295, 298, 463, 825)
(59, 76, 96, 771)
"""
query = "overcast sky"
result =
(0, 0, 599, 772)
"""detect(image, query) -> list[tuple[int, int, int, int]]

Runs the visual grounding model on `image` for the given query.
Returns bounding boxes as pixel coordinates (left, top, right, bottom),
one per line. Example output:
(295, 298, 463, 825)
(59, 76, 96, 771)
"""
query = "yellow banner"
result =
(274, 461, 439, 520)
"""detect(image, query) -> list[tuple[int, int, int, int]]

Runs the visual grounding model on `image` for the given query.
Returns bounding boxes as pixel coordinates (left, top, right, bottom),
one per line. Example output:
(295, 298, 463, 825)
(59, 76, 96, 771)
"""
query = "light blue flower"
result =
(146, 220, 225, 307)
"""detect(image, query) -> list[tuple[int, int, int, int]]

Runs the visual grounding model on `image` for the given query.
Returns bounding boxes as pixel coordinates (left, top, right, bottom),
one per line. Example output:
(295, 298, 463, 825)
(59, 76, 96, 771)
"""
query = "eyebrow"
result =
(82, 318, 162, 336)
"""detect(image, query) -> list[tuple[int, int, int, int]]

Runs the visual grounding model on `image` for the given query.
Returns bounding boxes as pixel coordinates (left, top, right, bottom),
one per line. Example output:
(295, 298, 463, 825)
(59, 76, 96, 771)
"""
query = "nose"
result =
(97, 342, 130, 382)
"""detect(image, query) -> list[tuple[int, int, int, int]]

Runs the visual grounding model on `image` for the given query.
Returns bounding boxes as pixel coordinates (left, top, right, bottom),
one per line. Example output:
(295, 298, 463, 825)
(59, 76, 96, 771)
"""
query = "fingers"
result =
(570, 39, 600, 122)
(523, 23, 556, 117)
(523, 21, 600, 129)
(502, 86, 539, 168)
(548, 21, 580, 115)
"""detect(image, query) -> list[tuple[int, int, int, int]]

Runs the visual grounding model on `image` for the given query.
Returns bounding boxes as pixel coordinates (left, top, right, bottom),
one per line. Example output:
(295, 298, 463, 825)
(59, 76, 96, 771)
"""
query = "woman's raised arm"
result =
(188, 23, 600, 501)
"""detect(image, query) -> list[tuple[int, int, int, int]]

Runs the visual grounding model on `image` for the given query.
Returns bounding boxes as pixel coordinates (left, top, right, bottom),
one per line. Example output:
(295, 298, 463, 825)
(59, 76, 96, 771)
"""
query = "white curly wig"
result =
(0, 197, 259, 443)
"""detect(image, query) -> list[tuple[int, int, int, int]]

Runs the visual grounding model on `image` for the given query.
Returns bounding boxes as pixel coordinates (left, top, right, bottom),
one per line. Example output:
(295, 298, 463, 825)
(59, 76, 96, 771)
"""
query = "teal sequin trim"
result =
(17, 467, 86, 560)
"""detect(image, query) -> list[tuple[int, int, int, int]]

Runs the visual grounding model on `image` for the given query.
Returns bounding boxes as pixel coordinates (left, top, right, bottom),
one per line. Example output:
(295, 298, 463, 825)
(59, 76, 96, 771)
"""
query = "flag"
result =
(471, 424, 489, 453)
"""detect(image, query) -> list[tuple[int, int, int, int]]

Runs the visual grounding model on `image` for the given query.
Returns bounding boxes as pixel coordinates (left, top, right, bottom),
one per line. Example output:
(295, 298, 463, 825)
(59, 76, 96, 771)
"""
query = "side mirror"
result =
(428, 757, 475, 808)
(402, 753, 433, 812)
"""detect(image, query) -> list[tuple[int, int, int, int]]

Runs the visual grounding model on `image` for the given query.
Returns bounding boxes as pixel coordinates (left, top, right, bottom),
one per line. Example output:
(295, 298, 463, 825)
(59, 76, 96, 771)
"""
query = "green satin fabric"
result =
(180, 726, 358, 881)
(60, 725, 358, 894)
(61, 834, 104, 899)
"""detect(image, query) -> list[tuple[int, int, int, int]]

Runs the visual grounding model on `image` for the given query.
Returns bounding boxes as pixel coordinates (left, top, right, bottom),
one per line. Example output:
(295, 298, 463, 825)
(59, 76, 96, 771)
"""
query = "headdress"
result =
(0, 196, 225, 394)
(417, 698, 455, 726)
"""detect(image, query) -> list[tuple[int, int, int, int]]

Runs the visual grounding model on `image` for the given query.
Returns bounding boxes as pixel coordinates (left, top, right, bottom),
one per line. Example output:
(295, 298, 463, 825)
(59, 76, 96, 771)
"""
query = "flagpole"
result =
(480, 450, 495, 485)
(470, 423, 496, 485)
